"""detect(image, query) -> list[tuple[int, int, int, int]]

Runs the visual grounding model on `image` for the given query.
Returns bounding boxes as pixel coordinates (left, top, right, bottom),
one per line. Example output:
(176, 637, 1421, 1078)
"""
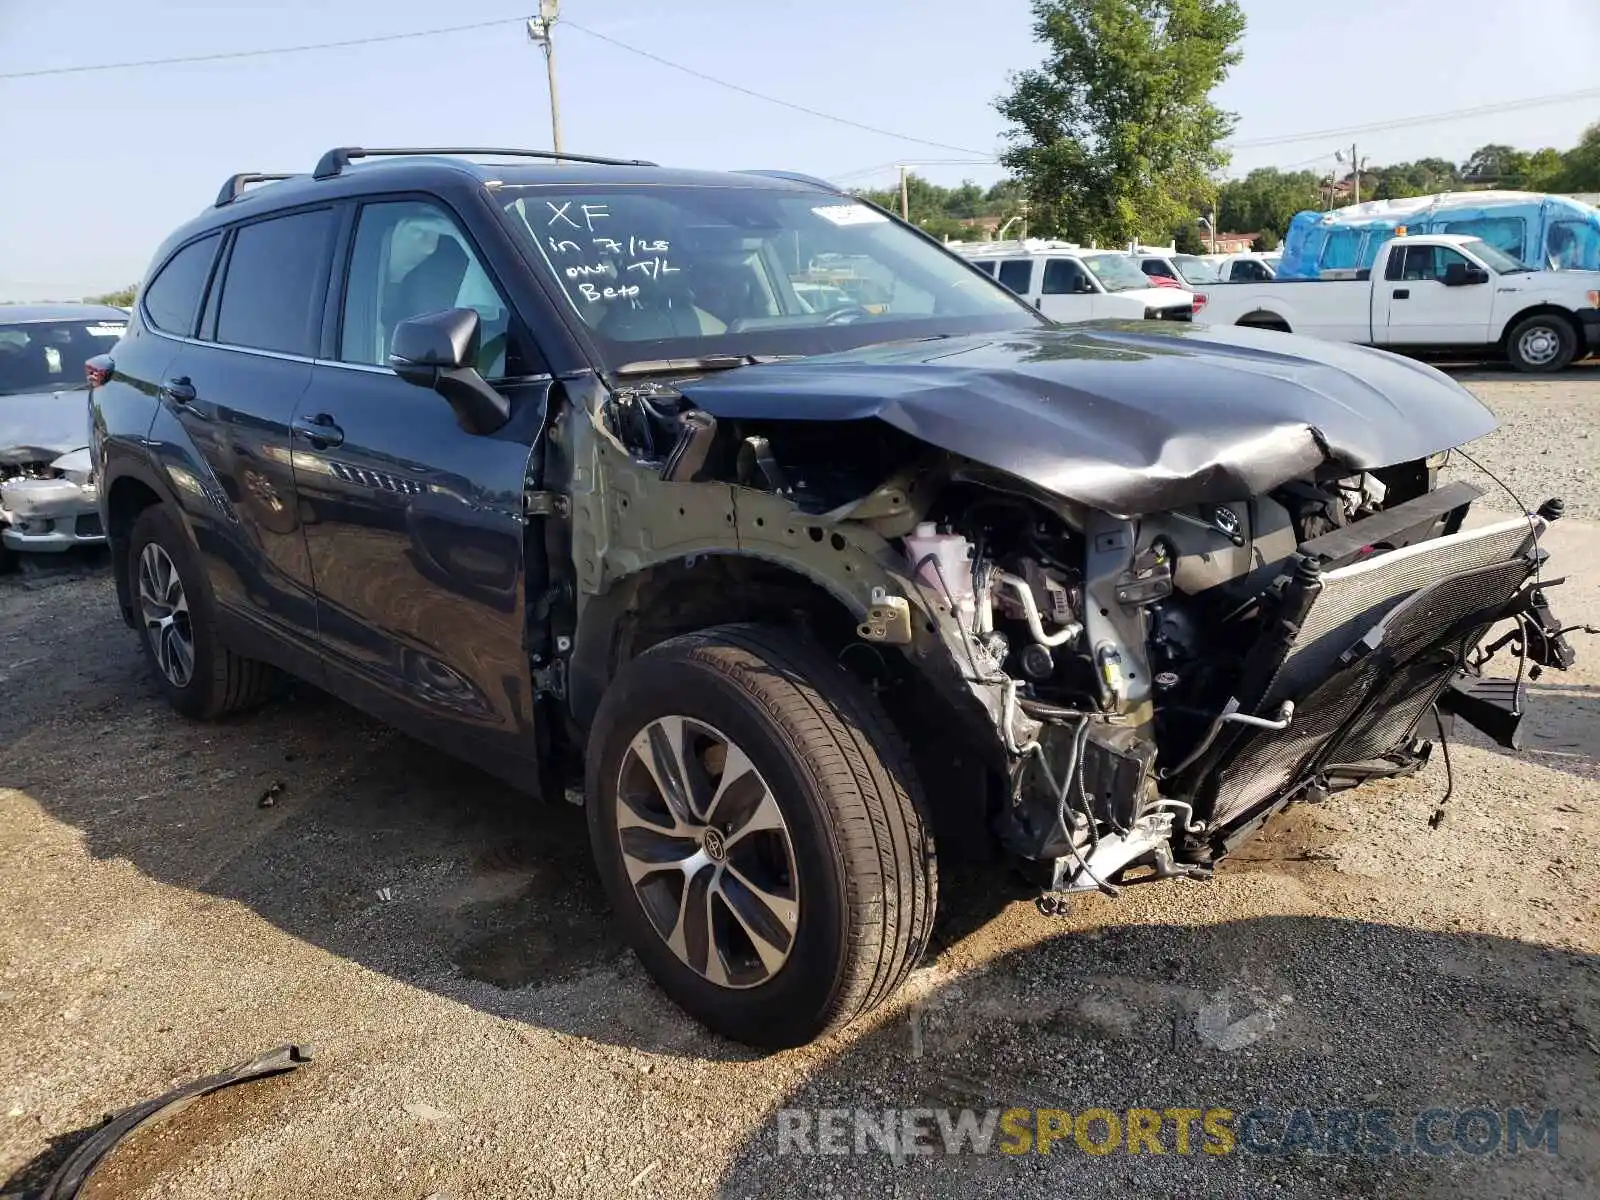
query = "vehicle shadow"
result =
(1441, 359, 1600, 383)
(3, 597, 1023, 1063)
(711, 917, 1599, 1198)
(1451, 680, 1600, 784)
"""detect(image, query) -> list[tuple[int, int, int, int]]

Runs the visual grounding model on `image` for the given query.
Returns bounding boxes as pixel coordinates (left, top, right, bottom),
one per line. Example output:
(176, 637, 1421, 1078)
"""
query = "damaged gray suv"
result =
(90, 148, 1580, 1047)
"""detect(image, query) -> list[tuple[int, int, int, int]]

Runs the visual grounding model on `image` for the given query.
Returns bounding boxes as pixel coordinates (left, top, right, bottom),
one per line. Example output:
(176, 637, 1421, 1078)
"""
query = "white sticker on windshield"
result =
(812, 204, 889, 227)
(86, 324, 126, 337)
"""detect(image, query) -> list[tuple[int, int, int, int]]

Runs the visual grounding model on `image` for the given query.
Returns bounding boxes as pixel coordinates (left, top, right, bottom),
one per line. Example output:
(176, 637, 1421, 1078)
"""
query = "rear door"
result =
(291, 196, 550, 781)
(1038, 257, 1097, 321)
(1377, 244, 1494, 346)
(145, 207, 336, 667)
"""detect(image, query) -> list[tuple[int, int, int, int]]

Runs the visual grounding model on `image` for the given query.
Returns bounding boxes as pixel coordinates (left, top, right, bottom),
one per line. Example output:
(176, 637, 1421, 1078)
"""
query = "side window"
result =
(215, 209, 335, 356)
(142, 234, 221, 336)
(341, 201, 526, 379)
(1233, 260, 1270, 281)
(1140, 260, 1165, 278)
(1545, 219, 1598, 270)
(1384, 247, 1408, 282)
(1441, 217, 1526, 261)
(1319, 230, 1361, 272)
(1041, 258, 1089, 294)
(1414, 247, 1470, 281)
(996, 259, 1034, 295)
(972, 260, 998, 277)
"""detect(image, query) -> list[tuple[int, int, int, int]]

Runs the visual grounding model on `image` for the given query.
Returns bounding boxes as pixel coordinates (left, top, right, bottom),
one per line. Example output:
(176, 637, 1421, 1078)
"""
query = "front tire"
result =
(1506, 313, 1576, 373)
(585, 624, 936, 1048)
(127, 503, 275, 718)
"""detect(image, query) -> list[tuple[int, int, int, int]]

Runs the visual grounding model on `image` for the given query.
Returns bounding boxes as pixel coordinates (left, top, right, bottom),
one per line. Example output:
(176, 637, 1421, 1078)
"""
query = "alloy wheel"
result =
(137, 542, 195, 688)
(614, 716, 800, 989)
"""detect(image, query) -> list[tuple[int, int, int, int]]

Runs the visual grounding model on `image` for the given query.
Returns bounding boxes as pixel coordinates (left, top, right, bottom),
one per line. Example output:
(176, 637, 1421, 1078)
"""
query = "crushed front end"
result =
(0, 447, 105, 555)
(667, 325, 1586, 902)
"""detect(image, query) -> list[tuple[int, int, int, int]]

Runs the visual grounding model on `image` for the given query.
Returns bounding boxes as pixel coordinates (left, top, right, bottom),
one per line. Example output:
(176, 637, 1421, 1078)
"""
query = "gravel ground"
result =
(1, 369, 1596, 1199)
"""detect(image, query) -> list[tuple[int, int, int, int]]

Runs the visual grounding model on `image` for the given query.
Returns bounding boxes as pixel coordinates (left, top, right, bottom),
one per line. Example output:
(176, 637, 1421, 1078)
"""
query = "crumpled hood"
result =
(676, 322, 1498, 514)
(0, 388, 92, 461)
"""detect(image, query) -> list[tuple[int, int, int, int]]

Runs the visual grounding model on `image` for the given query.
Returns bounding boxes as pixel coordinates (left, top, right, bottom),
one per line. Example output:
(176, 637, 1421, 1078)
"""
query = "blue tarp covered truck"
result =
(1277, 191, 1600, 280)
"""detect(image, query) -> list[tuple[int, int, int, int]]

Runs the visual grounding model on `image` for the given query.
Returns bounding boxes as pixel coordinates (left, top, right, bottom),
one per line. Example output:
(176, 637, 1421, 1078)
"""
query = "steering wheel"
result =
(823, 304, 873, 325)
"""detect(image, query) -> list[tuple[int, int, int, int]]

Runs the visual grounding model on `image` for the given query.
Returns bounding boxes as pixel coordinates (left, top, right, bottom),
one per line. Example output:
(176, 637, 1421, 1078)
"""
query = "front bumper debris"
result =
(38, 1044, 313, 1199)
(0, 476, 104, 552)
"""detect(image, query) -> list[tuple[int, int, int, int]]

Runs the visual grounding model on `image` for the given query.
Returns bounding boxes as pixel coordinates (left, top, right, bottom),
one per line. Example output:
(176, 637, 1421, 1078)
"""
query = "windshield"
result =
(497, 186, 1038, 367)
(0, 317, 125, 397)
(1078, 253, 1153, 292)
(1461, 238, 1531, 274)
(1172, 255, 1220, 284)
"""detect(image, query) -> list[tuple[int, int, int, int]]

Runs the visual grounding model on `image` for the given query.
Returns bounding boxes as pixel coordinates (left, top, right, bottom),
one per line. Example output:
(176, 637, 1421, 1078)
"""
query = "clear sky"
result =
(2, 0, 1597, 301)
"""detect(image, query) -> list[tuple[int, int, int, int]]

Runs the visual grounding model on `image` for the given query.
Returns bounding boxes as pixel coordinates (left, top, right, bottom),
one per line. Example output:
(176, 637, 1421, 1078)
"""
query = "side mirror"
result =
(389, 308, 510, 435)
(1078, 277, 1096, 294)
(1443, 262, 1489, 287)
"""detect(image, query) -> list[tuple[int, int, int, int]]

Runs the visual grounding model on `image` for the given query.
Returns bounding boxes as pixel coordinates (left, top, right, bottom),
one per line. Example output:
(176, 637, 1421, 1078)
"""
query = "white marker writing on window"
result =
(626, 257, 678, 280)
(578, 281, 641, 303)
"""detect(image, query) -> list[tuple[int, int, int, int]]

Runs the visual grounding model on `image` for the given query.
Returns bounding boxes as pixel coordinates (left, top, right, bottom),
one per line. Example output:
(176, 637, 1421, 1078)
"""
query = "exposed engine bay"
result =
(574, 324, 1586, 909)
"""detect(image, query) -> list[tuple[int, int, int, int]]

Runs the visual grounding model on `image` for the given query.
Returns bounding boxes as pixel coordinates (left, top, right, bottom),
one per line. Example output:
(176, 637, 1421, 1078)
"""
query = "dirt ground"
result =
(2, 367, 1597, 1199)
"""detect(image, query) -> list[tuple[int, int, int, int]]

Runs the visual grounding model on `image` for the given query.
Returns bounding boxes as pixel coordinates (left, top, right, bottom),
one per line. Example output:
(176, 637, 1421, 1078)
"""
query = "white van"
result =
(956, 241, 1197, 322)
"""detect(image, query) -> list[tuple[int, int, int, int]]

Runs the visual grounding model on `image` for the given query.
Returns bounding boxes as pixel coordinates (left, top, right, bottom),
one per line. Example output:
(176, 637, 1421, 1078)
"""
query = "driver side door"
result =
(1379, 245, 1494, 347)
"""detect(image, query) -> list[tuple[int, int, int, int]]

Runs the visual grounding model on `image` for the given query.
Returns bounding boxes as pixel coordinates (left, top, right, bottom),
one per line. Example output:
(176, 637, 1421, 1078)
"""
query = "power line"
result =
(831, 159, 998, 183)
(559, 19, 991, 157)
(0, 15, 525, 79)
(1229, 87, 1600, 149)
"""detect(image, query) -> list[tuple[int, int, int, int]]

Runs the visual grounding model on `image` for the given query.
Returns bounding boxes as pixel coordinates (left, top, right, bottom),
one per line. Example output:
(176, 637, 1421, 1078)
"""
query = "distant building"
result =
(956, 215, 1004, 238)
(1211, 232, 1259, 254)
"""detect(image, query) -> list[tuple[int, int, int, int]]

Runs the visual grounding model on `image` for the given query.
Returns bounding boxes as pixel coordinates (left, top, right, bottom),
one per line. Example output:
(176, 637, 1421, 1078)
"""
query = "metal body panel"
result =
(675, 322, 1497, 516)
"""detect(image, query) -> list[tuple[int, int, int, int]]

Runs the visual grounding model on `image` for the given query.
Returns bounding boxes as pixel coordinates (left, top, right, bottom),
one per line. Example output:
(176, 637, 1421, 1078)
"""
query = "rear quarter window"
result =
(142, 234, 221, 336)
(996, 259, 1033, 295)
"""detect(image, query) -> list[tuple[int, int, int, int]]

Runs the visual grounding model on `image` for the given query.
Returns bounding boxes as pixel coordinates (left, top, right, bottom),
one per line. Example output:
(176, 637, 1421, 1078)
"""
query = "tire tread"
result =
(672, 624, 936, 1033)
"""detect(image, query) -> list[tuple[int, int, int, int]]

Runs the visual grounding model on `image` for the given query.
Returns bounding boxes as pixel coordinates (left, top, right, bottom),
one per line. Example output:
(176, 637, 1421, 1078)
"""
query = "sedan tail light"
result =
(1192, 292, 1208, 313)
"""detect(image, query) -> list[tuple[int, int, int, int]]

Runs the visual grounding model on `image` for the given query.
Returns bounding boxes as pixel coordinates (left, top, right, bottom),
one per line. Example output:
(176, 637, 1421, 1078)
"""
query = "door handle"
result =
(161, 376, 197, 404)
(292, 413, 344, 448)
(1393, 289, 1410, 300)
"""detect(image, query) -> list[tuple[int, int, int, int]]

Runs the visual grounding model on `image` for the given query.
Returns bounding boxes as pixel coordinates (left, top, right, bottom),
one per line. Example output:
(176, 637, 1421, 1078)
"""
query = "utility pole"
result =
(526, 0, 562, 153)
(897, 164, 910, 221)
(1337, 144, 1368, 207)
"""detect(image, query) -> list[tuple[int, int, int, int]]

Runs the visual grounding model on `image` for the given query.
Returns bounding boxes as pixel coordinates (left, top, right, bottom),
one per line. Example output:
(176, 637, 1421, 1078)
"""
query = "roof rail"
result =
(735, 170, 841, 192)
(215, 173, 297, 207)
(311, 146, 657, 180)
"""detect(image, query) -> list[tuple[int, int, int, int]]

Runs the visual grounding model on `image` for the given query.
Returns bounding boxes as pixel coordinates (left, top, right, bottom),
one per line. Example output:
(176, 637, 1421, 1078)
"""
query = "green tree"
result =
(1368, 158, 1460, 200)
(87, 285, 136, 307)
(1551, 122, 1600, 191)
(1251, 230, 1280, 252)
(1172, 224, 1207, 254)
(996, 0, 1246, 245)
(1523, 147, 1566, 191)
(1217, 167, 1324, 237)
(1462, 143, 1529, 185)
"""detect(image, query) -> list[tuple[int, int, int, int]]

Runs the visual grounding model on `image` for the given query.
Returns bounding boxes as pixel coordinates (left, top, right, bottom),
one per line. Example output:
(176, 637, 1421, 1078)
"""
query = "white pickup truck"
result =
(1199, 234, 1600, 372)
